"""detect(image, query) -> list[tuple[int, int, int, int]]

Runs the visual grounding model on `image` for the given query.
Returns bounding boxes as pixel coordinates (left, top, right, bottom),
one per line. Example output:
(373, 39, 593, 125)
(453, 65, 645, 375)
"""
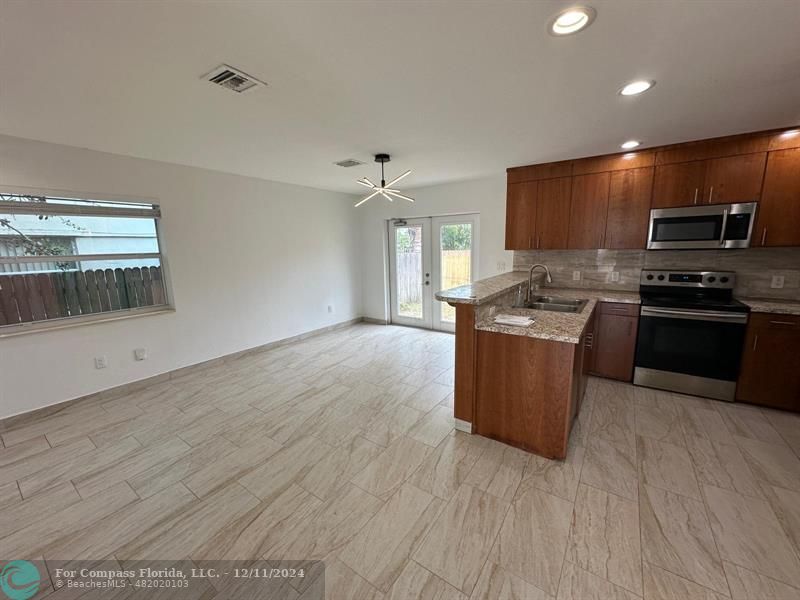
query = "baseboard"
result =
(0, 316, 366, 432)
(362, 317, 389, 325)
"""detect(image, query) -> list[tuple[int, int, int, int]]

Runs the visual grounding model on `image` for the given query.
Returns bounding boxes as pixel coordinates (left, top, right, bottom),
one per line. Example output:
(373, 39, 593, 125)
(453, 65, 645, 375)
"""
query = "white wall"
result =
(0, 135, 362, 419)
(358, 175, 510, 321)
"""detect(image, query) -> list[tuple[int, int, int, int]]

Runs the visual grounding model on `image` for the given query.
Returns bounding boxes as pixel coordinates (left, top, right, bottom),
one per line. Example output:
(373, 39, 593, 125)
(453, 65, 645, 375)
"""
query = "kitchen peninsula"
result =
(436, 273, 640, 458)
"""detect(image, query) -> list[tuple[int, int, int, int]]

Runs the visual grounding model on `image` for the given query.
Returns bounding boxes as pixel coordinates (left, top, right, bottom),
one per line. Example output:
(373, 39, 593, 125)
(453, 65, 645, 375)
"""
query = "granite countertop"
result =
(475, 287, 642, 344)
(434, 271, 529, 305)
(740, 298, 800, 315)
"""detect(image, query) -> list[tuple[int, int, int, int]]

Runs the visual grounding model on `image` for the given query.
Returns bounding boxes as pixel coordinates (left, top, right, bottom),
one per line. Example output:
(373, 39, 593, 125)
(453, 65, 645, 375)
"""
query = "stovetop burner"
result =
(640, 294, 750, 313)
(638, 269, 750, 314)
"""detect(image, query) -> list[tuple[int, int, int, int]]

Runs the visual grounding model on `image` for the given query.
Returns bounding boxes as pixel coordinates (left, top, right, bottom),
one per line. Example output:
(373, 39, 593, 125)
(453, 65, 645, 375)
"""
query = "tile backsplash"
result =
(513, 248, 800, 300)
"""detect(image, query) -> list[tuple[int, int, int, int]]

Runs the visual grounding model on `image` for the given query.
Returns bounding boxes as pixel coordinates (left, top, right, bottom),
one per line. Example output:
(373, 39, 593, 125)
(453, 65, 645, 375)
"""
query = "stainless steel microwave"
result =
(647, 202, 757, 250)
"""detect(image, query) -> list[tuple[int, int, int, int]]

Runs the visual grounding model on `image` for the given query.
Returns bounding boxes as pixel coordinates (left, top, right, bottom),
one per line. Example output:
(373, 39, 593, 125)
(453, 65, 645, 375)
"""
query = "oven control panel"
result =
(640, 270, 735, 289)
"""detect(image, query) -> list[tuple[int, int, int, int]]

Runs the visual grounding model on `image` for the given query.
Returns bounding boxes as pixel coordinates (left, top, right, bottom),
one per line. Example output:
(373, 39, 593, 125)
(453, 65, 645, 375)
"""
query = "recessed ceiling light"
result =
(619, 80, 655, 96)
(548, 6, 596, 35)
(621, 140, 641, 150)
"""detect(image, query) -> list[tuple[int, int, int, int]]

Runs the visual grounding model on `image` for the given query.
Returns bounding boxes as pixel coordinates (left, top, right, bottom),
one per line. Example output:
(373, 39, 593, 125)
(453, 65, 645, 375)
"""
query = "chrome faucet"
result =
(527, 264, 553, 303)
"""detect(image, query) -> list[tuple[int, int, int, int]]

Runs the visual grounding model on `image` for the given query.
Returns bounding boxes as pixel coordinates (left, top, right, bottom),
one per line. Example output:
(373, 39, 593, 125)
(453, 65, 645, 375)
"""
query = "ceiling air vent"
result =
(202, 64, 265, 94)
(335, 159, 365, 168)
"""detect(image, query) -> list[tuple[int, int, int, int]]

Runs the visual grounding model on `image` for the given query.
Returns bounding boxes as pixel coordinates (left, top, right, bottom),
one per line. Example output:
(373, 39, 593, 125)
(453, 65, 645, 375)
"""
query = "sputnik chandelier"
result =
(354, 154, 414, 208)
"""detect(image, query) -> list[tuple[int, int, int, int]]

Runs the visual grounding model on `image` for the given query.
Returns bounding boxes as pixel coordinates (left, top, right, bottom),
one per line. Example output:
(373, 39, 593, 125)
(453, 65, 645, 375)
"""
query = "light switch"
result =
(611, 271, 620, 282)
(572, 271, 581, 281)
(771, 275, 785, 289)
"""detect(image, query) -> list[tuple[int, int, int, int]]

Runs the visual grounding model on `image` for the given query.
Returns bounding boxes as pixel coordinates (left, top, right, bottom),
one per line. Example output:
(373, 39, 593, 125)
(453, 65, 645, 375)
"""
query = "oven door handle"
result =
(641, 306, 748, 324)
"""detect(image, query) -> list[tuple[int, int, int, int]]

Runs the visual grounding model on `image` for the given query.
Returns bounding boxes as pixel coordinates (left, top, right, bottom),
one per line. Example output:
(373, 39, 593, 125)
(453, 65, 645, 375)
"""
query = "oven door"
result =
(647, 203, 756, 250)
(635, 307, 748, 399)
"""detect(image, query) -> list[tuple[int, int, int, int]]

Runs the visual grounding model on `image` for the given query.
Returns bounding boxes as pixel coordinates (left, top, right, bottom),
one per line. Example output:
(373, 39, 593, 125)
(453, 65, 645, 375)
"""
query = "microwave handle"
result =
(719, 208, 728, 245)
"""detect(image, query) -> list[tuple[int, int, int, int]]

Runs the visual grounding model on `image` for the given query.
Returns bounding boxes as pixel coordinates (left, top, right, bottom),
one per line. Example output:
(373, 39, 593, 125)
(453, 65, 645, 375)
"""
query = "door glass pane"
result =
(395, 225, 423, 319)
(439, 223, 472, 322)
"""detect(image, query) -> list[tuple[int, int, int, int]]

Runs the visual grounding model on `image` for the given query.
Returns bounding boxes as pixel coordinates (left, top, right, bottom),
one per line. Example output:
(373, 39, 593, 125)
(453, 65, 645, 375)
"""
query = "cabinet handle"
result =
(769, 320, 797, 326)
(529, 236, 533, 248)
(708, 186, 714, 204)
(761, 227, 767, 246)
(752, 334, 758, 352)
(693, 188, 699, 205)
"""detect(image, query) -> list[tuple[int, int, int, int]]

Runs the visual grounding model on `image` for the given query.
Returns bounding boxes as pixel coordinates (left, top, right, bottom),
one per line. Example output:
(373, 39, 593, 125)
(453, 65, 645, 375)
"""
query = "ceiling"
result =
(2, 1, 799, 194)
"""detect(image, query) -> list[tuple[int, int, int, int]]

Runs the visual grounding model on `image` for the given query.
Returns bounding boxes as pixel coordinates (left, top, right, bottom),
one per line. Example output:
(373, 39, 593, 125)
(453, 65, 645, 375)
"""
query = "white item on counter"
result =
(493, 314, 535, 327)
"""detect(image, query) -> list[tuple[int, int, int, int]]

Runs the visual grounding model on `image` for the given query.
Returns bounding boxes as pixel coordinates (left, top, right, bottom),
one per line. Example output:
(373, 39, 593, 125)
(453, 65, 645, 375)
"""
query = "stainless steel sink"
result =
(533, 296, 586, 307)
(513, 296, 588, 313)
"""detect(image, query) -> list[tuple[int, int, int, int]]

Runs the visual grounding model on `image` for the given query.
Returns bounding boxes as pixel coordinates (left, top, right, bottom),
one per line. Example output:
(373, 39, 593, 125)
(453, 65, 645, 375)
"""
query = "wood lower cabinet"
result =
(703, 152, 766, 204)
(754, 148, 800, 247)
(604, 167, 654, 249)
(475, 330, 579, 458)
(568, 172, 609, 249)
(651, 160, 707, 208)
(590, 302, 639, 382)
(505, 181, 537, 250)
(737, 313, 800, 412)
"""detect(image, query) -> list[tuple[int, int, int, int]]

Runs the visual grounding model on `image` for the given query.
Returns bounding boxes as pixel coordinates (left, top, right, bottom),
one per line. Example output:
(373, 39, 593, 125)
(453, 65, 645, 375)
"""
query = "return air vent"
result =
(202, 64, 265, 94)
(334, 158, 365, 168)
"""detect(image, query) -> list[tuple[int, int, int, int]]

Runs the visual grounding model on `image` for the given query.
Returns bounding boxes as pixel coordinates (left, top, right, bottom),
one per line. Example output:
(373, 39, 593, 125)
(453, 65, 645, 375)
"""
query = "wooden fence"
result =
(0, 266, 165, 326)
(396, 250, 471, 305)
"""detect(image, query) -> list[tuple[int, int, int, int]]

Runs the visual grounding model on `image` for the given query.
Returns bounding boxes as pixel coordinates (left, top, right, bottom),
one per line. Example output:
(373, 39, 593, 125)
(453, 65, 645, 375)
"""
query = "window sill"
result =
(0, 305, 176, 339)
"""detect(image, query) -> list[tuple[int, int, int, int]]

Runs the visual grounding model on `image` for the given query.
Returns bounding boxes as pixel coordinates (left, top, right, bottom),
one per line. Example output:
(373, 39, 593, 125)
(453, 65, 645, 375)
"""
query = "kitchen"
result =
(438, 126, 800, 459)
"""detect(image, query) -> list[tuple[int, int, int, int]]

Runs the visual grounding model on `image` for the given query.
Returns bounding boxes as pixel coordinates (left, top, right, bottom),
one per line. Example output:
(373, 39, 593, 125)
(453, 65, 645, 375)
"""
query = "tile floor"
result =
(2, 323, 800, 599)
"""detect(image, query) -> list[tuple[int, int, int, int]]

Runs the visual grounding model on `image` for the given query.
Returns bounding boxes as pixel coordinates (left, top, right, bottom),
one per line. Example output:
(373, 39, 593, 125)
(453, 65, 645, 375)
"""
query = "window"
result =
(0, 193, 169, 332)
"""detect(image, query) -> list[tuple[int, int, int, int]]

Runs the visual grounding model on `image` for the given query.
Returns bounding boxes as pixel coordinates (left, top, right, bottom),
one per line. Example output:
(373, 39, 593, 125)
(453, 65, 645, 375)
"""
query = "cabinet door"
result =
(737, 314, 800, 412)
(703, 152, 766, 205)
(651, 161, 706, 208)
(605, 167, 654, 249)
(754, 148, 800, 247)
(591, 310, 638, 381)
(505, 182, 537, 250)
(568, 173, 609, 249)
(536, 177, 572, 249)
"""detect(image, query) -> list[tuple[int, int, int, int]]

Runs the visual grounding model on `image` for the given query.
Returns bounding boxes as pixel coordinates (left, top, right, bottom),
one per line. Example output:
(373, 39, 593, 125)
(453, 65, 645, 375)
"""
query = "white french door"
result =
(388, 214, 478, 332)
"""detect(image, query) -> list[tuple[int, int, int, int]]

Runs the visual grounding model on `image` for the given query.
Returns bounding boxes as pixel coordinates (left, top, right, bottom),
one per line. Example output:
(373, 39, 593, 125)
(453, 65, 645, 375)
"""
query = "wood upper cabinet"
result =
(535, 177, 572, 249)
(652, 153, 766, 208)
(737, 313, 800, 412)
(754, 148, 800, 247)
(651, 160, 707, 208)
(702, 152, 766, 204)
(505, 182, 537, 250)
(590, 302, 639, 382)
(568, 173, 609, 249)
(604, 167, 654, 249)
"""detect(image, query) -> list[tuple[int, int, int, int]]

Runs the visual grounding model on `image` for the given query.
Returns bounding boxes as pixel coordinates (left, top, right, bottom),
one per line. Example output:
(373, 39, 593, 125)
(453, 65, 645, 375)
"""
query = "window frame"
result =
(0, 187, 174, 337)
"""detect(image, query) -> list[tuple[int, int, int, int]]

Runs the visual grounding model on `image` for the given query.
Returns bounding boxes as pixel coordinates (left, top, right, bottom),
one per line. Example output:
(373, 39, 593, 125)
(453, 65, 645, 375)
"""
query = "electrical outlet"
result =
(572, 270, 581, 281)
(327, 304, 334, 314)
(497, 261, 506, 272)
(771, 275, 785, 289)
(611, 271, 620, 282)
(134, 348, 147, 361)
(94, 356, 108, 369)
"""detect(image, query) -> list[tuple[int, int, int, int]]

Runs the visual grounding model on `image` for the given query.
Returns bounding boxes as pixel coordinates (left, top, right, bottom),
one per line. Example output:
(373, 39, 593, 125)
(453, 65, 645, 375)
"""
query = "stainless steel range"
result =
(633, 269, 750, 401)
